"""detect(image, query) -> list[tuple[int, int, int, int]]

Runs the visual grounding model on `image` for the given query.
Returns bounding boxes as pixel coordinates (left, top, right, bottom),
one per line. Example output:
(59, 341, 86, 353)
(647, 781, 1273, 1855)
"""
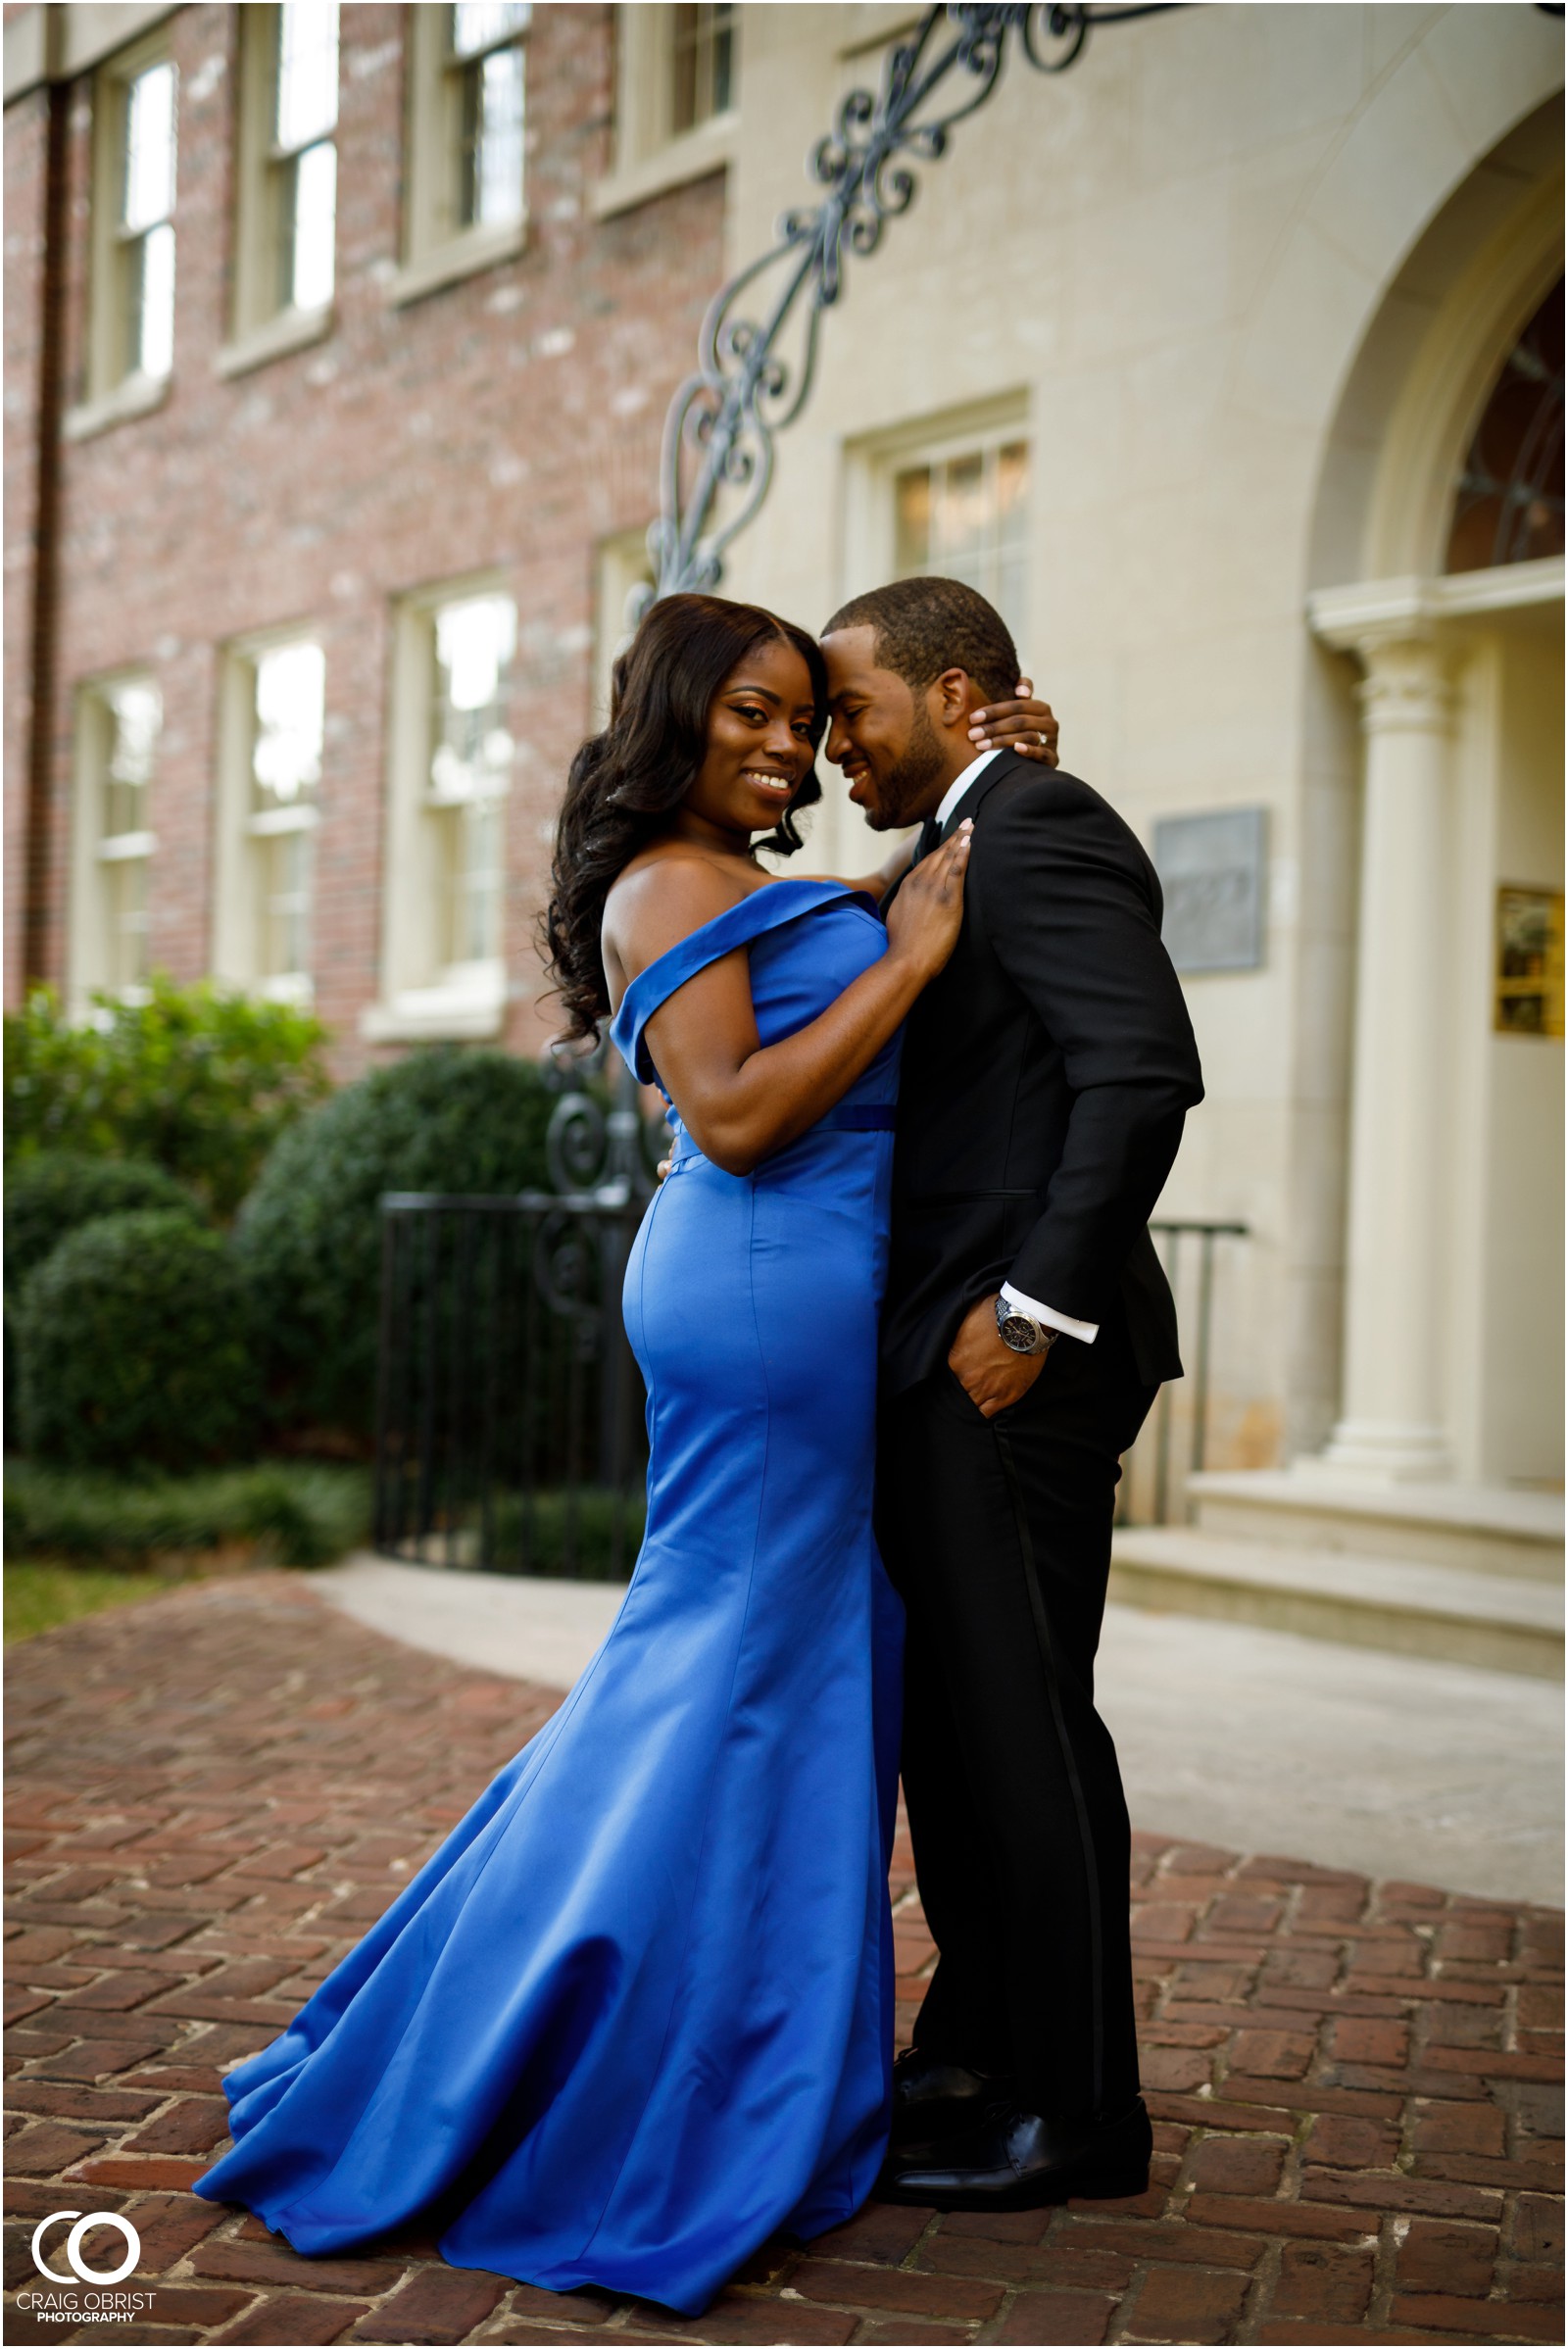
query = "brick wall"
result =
(4, 2, 724, 1069)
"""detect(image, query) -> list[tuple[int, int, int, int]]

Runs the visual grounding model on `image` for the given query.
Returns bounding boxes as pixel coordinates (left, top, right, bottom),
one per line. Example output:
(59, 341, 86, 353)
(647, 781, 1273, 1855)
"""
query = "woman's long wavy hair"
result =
(544, 593, 827, 1044)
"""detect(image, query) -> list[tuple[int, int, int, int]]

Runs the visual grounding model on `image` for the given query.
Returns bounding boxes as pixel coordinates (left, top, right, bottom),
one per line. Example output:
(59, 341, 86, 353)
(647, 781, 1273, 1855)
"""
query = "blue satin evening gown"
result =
(193, 878, 906, 2316)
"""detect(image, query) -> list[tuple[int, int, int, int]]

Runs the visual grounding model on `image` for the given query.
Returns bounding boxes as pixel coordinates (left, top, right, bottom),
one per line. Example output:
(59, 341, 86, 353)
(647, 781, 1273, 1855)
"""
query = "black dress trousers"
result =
(875, 1305, 1157, 2122)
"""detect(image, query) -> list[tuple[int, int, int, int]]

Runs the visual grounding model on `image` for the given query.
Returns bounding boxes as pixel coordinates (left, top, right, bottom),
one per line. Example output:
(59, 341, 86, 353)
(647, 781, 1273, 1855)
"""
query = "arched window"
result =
(1446, 275, 1564, 573)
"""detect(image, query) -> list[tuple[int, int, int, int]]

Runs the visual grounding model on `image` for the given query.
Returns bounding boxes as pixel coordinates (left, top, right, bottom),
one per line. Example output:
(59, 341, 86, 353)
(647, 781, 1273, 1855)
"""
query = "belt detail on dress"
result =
(668, 1101, 896, 1170)
(817, 1103, 897, 1132)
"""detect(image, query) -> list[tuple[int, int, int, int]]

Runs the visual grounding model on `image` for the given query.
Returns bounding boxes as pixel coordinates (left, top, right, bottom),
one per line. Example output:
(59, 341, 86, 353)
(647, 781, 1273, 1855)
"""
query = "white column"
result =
(1319, 631, 1455, 1479)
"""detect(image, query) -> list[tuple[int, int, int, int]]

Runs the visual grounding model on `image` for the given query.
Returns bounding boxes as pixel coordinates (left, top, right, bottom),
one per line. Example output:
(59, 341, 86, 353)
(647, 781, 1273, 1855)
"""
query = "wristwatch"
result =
(995, 1296, 1057, 1356)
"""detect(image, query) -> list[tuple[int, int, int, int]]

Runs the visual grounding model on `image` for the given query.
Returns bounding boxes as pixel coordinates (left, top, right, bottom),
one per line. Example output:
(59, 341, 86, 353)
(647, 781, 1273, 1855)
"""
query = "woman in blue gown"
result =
(192, 595, 979, 2315)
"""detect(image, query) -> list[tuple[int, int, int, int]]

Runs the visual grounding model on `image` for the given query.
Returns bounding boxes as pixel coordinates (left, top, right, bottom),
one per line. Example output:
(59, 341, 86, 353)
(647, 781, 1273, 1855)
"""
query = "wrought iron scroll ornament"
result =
(544, 1038, 665, 1201)
(642, 3, 1178, 611)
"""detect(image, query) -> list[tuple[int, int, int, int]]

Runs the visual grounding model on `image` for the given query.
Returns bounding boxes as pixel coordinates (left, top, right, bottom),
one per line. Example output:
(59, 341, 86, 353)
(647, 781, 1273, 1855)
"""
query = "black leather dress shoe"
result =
(879, 2095, 1152, 2209)
(890, 2048, 1010, 2149)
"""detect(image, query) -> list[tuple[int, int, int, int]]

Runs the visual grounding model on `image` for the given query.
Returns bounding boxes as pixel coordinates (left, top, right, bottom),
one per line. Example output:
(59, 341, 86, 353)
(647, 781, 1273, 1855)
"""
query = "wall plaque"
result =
(1494, 886, 1565, 1037)
(1152, 807, 1267, 974)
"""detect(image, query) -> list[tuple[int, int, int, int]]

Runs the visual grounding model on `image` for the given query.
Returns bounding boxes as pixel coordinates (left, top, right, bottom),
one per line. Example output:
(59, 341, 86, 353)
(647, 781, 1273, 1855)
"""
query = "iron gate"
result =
(372, 1075, 1246, 1577)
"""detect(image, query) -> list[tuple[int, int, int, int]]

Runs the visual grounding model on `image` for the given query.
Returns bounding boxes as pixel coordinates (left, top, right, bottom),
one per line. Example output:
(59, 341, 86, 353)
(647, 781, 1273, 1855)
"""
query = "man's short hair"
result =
(822, 576, 1018, 704)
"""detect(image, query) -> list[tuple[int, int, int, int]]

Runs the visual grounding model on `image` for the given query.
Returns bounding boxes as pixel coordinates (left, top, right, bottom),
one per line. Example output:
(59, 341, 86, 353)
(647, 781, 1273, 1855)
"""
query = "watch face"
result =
(998, 1313, 1039, 1353)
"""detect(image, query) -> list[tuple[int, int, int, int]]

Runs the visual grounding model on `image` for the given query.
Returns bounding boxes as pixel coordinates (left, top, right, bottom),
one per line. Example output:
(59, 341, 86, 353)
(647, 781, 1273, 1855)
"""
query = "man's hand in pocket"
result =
(947, 1294, 1049, 1419)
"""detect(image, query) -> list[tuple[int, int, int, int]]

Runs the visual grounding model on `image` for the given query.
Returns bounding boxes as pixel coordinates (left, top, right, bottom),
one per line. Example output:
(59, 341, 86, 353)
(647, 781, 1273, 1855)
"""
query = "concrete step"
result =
(1186, 1470, 1564, 1582)
(1109, 1526, 1563, 1680)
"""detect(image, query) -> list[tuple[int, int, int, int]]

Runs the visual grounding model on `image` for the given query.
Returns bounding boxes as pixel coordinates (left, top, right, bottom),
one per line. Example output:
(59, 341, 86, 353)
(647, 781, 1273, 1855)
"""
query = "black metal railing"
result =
(372, 1189, 651, 1581)
(374, 1181, 1246, 1578)
(1115, 1218, 1249, 1527)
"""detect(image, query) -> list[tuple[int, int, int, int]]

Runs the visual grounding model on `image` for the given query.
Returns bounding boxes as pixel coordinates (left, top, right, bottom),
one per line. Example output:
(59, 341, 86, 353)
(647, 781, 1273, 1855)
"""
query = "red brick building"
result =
(5, 1, 731, 1068)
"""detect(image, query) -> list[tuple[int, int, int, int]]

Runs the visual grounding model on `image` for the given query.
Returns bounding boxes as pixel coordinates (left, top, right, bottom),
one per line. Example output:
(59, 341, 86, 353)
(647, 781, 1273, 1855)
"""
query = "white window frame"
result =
(212, 626, 325, 1008)
(591, 3, 740, 221)
(841, 392, 1034, 657)
(391, 4, 531, 306)
(65, 27, 177, 442)
(68, 670, 162, 1014)
(592, 524, 657, 730)
(219, 3, 338, 379)
(362, 573, 518, 1045)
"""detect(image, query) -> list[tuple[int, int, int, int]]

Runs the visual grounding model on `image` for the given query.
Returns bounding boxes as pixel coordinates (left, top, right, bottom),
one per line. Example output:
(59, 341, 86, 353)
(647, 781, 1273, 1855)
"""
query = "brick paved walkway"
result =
(5, 1574, 1562, 2347)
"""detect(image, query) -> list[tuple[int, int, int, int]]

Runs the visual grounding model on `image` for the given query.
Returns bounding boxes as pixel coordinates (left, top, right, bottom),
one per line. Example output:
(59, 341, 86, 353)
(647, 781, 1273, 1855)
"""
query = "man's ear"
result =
(929, 665, 977, 732)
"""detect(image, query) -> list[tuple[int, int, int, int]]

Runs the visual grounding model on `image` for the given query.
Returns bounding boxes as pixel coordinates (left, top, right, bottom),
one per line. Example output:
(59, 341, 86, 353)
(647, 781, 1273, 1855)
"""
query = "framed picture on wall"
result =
(1494, 886, 1565, 1037)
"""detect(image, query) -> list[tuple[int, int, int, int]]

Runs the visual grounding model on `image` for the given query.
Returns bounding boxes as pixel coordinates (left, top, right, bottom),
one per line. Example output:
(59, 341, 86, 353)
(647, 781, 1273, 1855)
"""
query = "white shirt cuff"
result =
(1000, 1281, 1099, 1346)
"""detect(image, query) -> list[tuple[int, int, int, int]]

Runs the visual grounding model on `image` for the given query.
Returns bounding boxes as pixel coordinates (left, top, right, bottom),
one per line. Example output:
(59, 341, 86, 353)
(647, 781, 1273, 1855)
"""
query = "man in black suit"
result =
(819, 575, 1203, 2210)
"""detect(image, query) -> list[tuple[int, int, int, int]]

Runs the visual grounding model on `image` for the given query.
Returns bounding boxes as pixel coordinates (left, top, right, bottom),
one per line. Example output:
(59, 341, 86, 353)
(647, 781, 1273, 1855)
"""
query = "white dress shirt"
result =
(929, 748, 1099, 1346)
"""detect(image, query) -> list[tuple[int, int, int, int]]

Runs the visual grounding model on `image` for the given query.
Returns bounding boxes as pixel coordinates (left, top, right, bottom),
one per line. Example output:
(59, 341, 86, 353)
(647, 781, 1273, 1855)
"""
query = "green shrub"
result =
(4, 1458, 370, 1571)
(15, 1210, 262, 1473)
(489, 1487, 645, 1581)
(236, 1049, 558, 1439)
(4, 977, 331, 1218)
(4, 1150, 203, 1296)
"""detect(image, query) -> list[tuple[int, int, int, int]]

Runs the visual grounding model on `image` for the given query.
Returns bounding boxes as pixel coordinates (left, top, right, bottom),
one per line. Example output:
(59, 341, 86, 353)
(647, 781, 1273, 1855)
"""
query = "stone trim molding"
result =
(1308, 555, 1566, 651)
(216, 300, 335, 381)
(4, 3, 176, 105)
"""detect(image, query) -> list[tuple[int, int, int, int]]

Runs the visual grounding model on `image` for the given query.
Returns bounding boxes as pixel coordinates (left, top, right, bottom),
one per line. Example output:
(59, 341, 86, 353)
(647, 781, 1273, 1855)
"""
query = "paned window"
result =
(249, 642, 324, 994)
(213, 635, 326, 1001)
(365, 580, 517, 1042)
(396, 5, 529, 300)
(99, 680, 159, 993)
(450, 4, 529, 230)
(71, 676, 161, 1007)
(594, 527, 657, 727)
(893, 434, 1030, 647)
(224, 3, 339, 364)
(595, 5, 740, 221)
(270, 3, 339, 312)
(76, 34, 177, 416)
(430, 595, 516, 971)
(118, 58, 176, 378)
(1447, 277, 1564, 574)
(671, 3, 734, 134)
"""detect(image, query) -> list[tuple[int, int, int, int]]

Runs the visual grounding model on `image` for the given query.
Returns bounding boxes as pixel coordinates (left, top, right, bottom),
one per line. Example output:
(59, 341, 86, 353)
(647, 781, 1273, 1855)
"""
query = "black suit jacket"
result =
(881, 752, 1204, 1396)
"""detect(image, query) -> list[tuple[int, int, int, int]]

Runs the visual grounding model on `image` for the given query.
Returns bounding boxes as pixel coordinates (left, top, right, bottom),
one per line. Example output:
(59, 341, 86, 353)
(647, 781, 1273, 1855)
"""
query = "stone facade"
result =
(713, 4, 1563, 1489)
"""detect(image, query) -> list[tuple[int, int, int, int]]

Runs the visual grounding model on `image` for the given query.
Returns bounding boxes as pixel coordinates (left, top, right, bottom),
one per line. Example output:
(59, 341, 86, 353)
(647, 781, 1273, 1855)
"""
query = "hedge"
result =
(4, 1459, 370, 1571)
(5, 977, 330, 1218)
(236, 1048, 559, 1438)
(15, 1209, 262, 1473)
(4, 1150, 203, 1296)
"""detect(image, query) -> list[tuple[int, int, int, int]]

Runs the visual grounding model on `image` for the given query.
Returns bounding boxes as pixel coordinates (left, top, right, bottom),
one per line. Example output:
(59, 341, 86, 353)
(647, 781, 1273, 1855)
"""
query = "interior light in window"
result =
(893, 438, 1030, 647)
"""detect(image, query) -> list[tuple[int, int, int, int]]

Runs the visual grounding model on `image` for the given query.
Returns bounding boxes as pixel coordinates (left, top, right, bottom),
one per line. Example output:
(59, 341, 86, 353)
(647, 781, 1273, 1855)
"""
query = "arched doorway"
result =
(1308, 171, 1563, 1490)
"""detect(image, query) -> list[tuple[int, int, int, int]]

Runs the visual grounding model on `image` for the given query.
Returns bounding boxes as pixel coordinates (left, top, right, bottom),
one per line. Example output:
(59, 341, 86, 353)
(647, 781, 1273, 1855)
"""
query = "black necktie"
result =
(910, 816, 943, 868)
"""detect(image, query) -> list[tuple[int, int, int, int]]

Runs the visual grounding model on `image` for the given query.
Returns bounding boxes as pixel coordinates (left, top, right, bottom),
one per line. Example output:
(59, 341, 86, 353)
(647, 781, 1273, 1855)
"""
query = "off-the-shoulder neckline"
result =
(609, 877, 880, 1019)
